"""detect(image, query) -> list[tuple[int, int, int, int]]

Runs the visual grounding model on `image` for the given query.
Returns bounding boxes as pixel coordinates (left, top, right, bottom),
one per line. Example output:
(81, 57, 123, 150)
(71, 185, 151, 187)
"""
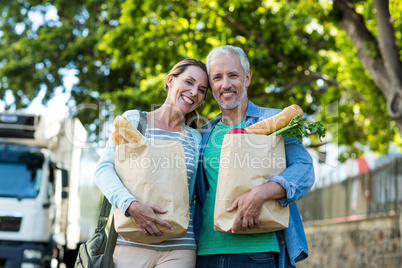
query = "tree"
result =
(329, 0, 402, 158)
(333, 0, 402, 128)
(0, 0, 401, 157)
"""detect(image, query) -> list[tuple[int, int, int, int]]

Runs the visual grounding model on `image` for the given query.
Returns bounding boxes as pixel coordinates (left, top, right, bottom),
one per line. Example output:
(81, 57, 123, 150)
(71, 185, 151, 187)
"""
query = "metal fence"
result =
(298, 156, 402, 222)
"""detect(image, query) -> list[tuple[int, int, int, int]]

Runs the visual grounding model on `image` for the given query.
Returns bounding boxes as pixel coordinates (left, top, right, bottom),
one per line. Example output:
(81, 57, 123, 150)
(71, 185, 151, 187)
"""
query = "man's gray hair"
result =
(206, 45, 250, 76)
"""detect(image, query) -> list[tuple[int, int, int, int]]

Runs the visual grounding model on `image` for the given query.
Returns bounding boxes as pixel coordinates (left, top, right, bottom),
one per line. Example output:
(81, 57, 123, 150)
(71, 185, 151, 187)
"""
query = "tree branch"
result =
(373, 0, 402, 86)
(333, 0, 391, 97)
(373, 0, 402, 119)
(200, 3, 341, 84)
(222, 14, 306, 71)
(221, 14, 344, 96)
(280, 72, 339, 91)
(249, 72, 338, 98)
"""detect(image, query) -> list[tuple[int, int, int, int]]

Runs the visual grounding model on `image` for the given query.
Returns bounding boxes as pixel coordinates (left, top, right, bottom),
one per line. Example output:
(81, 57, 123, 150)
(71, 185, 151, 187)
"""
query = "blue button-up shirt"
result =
(194, 101, 315, 267)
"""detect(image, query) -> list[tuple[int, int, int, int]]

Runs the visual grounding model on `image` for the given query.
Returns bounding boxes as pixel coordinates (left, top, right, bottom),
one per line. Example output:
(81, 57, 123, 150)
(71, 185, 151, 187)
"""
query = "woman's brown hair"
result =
(164, 58, 209, 129)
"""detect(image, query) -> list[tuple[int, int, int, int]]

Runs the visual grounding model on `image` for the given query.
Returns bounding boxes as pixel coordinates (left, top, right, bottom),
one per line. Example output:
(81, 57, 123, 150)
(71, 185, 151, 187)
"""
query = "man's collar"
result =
(202, 113, 222, 130)
(203, 101, 260, 130)
(245, 101, 261, 118)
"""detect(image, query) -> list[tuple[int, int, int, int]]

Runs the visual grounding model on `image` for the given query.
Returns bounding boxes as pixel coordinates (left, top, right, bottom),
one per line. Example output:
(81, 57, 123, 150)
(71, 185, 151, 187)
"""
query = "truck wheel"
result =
(63, 247, 79, 268)
(44, 259, 52, 268)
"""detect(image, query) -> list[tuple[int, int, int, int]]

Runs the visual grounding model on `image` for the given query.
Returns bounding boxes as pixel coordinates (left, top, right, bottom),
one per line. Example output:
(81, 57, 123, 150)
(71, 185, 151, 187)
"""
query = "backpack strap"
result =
(137, 111, 147, 135)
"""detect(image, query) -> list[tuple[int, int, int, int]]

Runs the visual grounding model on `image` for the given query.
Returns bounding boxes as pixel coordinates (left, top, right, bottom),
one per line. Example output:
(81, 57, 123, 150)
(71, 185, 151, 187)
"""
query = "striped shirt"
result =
(117, 124, 197, 250)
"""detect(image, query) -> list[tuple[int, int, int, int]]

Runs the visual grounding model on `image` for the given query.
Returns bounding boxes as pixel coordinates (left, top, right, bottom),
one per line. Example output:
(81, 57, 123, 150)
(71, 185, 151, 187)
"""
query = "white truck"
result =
(0, 112, 102, 268)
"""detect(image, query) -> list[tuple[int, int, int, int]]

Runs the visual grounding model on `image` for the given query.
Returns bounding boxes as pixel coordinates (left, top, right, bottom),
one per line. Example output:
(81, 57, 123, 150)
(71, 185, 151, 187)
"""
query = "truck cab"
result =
(0, 113, 100, 268)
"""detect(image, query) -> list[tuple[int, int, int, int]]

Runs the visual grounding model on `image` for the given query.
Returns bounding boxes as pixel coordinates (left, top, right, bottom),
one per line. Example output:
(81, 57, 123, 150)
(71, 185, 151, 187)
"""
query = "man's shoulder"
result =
(248, 102, 282, 120)
(259, 106, 282, 115)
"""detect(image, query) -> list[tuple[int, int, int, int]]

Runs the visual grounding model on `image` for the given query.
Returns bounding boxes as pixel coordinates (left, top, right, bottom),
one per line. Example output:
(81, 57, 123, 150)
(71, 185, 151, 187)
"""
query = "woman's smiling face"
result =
(165, 65, 208, 115)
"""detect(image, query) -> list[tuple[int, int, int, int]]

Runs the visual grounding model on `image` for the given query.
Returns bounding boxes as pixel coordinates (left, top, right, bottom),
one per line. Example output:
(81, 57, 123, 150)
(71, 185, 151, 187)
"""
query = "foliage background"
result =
(0, 0, 401, 159)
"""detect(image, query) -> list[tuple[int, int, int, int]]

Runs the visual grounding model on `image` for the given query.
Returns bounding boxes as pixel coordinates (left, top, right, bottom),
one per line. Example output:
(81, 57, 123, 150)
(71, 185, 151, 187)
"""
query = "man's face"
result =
(209, 54, 251, 110)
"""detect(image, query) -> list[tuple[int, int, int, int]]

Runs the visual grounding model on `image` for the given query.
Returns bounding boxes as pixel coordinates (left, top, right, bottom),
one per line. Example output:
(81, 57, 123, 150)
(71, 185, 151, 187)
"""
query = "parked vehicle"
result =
(0, 113, 101, 267)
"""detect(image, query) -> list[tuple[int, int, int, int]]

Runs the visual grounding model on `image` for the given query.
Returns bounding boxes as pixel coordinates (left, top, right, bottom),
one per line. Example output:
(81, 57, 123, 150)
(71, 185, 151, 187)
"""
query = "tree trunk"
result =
(333, 0, 402, 133)
(373, 0, 402, 122)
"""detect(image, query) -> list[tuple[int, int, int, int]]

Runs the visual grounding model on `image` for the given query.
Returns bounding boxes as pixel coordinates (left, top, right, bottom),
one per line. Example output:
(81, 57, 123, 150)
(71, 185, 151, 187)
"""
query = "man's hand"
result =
(226, 186, 265, 233)
(126, 201, 173, 237)
(226, 181, 286, 233)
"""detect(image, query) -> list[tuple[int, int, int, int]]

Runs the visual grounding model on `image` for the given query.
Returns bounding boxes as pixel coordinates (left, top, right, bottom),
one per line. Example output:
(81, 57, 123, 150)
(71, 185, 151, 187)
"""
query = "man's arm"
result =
(270, 136, 315, 205)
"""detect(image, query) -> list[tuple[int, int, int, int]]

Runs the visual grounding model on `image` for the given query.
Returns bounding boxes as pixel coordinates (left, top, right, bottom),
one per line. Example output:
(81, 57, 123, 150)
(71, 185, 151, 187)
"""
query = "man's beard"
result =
(213, 82, 247, 110)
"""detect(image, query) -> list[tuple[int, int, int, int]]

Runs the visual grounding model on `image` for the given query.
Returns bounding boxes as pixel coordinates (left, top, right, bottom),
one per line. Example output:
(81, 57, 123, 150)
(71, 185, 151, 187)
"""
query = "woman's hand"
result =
(126, 201, 173, 237)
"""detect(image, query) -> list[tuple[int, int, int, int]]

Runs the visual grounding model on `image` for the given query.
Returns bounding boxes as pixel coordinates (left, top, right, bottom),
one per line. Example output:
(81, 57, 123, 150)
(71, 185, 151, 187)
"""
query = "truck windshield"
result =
(0, 143, 44, 199)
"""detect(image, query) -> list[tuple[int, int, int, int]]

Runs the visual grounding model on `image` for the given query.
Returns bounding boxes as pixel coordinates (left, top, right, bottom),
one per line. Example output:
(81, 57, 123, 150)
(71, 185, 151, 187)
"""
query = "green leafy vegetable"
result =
(269, 115, 326, 144)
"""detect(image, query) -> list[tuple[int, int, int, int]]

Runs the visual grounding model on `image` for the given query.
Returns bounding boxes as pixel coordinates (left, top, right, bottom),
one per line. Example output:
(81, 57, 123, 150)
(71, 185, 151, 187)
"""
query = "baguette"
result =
(245, 104, 303, 135)
(113, 115, 146, 144)
(111, 130, 129, 145)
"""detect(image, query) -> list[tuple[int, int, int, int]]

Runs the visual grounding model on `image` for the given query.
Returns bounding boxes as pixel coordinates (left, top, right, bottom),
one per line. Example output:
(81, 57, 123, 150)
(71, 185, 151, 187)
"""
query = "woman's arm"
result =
(94, 136, 139, 212)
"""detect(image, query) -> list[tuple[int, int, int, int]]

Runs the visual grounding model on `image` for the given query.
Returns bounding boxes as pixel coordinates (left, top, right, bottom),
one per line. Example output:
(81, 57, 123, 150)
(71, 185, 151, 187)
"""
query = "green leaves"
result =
(0, 0, 401, 156)
(272, 115, 326, 144)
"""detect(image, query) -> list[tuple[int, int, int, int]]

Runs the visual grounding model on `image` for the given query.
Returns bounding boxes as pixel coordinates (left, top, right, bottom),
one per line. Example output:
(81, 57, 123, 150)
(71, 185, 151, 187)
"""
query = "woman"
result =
(94, 58, 209, 267)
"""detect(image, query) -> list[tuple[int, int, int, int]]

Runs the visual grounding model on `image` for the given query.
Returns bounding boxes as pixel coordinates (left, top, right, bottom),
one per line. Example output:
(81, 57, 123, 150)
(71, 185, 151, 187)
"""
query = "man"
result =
(194, 45, 314, 267)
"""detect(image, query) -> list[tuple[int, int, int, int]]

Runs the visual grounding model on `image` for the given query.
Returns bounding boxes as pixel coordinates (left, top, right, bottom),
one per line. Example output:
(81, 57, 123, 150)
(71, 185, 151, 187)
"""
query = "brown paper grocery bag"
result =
(113, 139, 189, 243)
(214, 134, 289, 234)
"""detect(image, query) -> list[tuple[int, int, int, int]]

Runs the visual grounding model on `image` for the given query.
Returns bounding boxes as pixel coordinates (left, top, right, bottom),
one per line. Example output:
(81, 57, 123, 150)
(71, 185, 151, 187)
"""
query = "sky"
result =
(0, 73, 77, 121)
(0, 4, 73, 120)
